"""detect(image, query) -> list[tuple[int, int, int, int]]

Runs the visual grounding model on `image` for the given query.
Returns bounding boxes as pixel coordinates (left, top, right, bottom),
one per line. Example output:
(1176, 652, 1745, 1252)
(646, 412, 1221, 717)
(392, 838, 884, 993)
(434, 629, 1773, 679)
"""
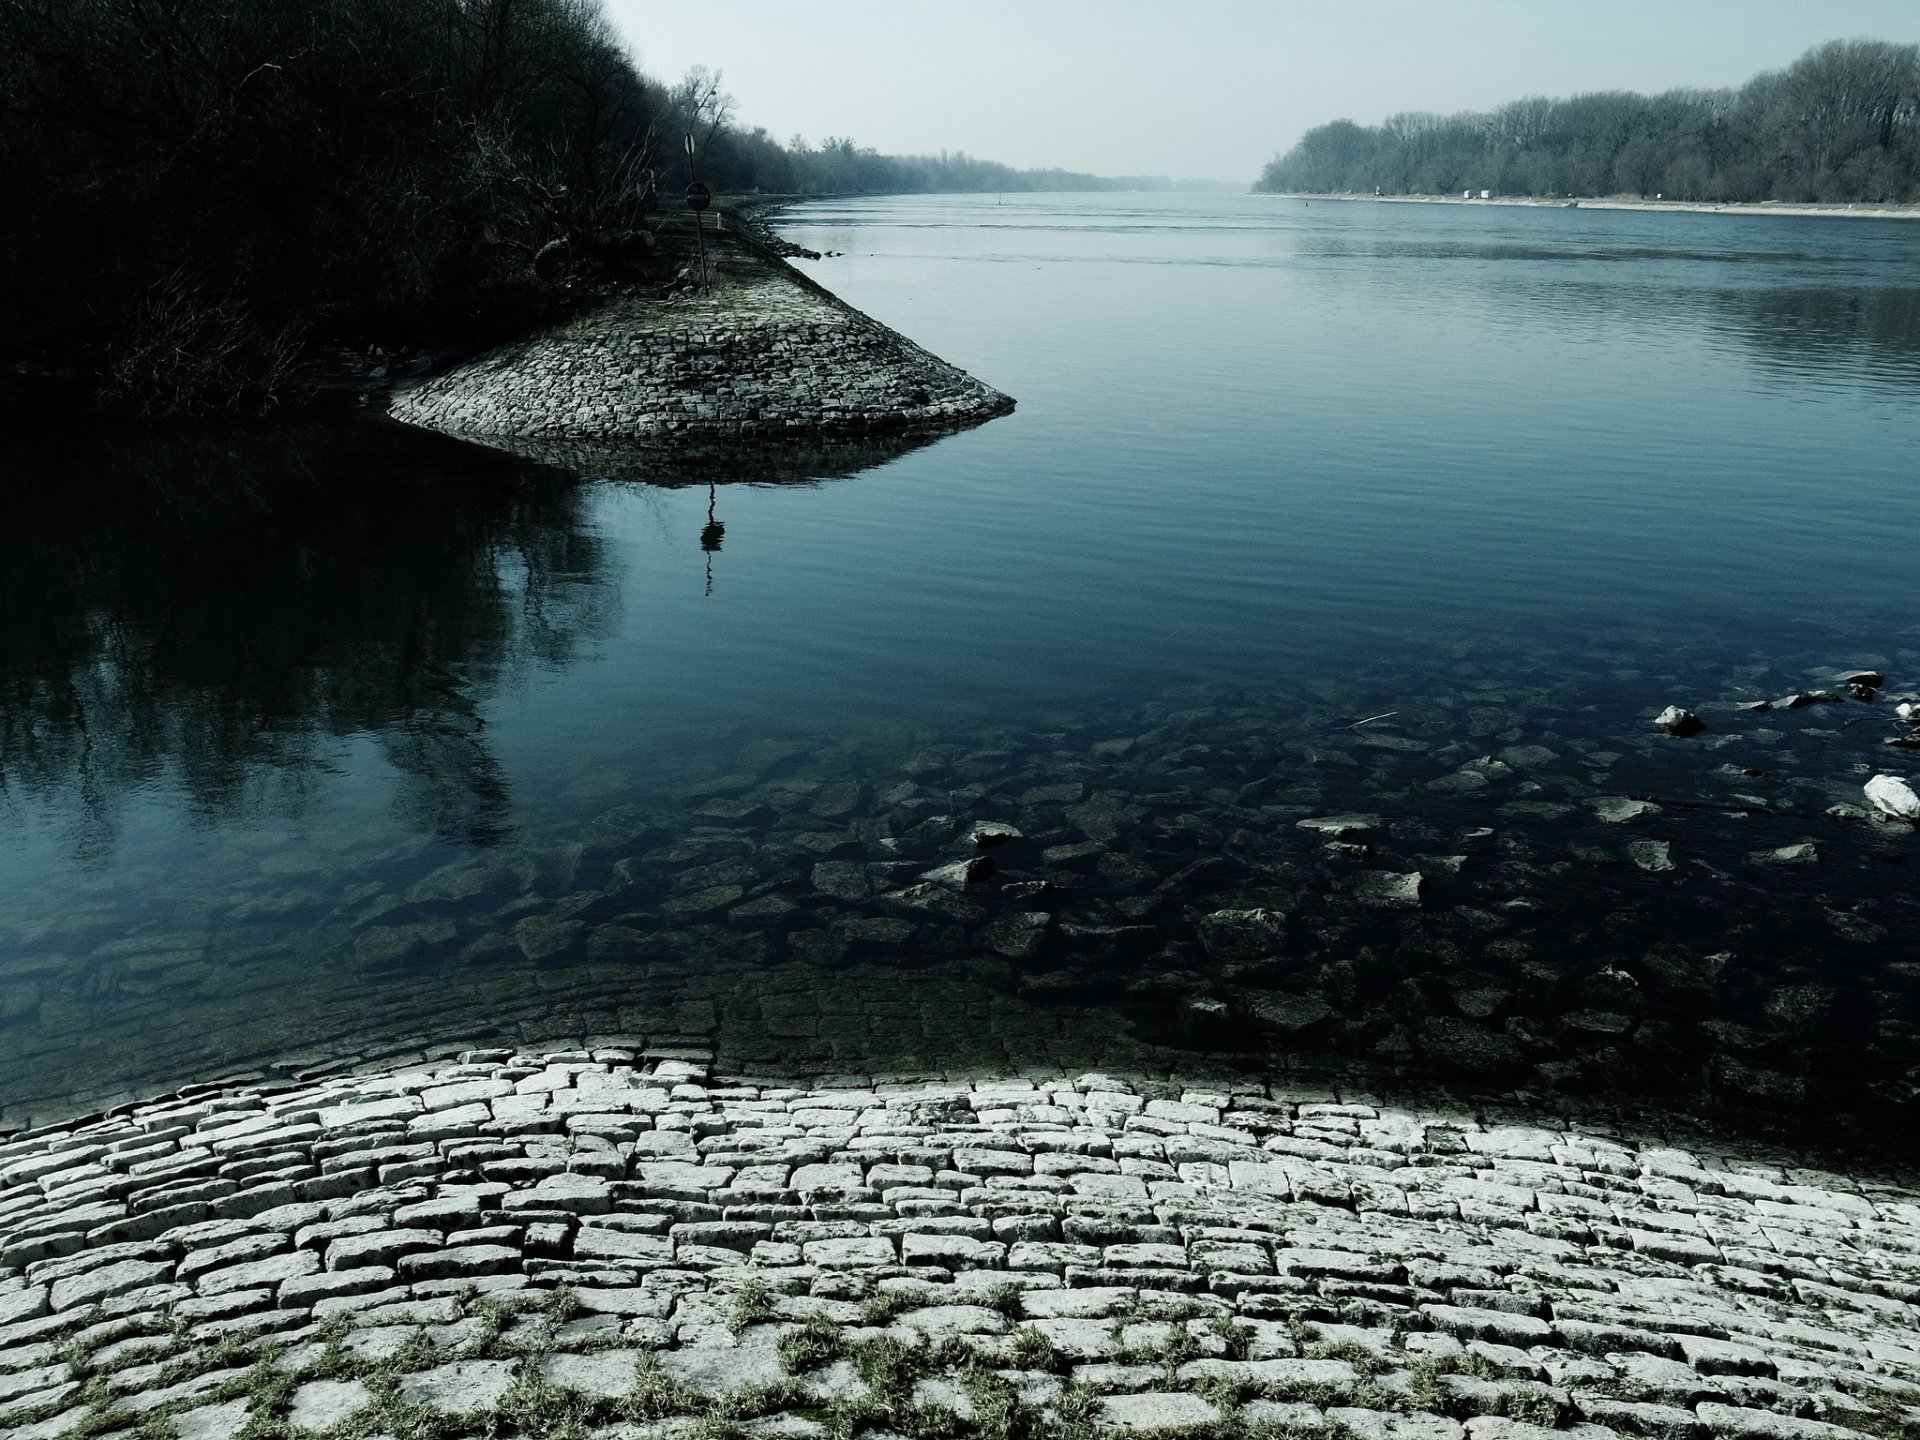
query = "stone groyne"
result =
(3, 1050, 1918, 1439)
(389, 230, 1013, 450)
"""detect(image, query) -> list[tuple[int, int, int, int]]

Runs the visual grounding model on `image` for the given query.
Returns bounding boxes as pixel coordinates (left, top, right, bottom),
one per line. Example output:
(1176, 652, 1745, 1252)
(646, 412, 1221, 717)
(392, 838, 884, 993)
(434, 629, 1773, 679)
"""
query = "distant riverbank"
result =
(1273, 192, 1920, 221)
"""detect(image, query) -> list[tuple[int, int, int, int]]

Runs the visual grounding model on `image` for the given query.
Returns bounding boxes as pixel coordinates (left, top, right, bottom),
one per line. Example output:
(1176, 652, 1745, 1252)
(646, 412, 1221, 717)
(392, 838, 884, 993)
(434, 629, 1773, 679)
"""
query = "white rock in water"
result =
(1864, 774, 1920, 821)
(1295, 813, 1381, 837)
(1653, 706, 1705, 736)
(1592, 796, 1661, 823)
(1896, 701, 1920, 725)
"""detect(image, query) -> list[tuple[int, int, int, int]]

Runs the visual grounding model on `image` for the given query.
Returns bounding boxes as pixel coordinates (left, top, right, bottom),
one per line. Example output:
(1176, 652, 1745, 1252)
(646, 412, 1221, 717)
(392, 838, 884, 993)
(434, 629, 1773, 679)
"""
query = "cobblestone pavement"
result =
(3, 1050, 1918, 1439)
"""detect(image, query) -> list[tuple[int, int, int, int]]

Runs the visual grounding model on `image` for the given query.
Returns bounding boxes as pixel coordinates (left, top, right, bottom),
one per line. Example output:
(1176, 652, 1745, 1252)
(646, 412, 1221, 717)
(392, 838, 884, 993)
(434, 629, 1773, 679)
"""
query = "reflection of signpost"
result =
(701, 483, 724, 596)
(684, 135, 710, 293)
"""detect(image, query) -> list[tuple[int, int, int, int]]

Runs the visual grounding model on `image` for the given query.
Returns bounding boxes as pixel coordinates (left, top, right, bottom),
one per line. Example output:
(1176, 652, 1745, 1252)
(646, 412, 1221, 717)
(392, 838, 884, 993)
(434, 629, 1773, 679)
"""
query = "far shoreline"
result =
(1265, 190, 1920, 221)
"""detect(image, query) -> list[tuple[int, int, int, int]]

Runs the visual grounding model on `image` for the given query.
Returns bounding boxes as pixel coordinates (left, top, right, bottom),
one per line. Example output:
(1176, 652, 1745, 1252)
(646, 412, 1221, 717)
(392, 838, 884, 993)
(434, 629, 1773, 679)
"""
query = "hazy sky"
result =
(604, 1, 1920, 182)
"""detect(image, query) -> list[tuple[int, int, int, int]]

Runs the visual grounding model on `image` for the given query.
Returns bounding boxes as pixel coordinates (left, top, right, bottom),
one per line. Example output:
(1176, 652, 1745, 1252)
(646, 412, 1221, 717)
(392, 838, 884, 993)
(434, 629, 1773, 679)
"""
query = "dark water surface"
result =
(6, 194, 1920, 1147)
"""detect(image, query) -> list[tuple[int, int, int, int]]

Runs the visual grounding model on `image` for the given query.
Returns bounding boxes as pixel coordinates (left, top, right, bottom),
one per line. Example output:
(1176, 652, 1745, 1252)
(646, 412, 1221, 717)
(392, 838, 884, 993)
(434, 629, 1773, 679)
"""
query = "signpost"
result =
(684, 135, 709, 293)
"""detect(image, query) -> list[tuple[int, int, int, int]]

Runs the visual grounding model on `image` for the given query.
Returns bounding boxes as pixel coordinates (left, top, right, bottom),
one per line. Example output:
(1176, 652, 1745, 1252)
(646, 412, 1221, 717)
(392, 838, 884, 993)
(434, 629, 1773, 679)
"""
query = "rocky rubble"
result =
(387, 231, 1013, 446)
(1, 1049, 1917, 1439)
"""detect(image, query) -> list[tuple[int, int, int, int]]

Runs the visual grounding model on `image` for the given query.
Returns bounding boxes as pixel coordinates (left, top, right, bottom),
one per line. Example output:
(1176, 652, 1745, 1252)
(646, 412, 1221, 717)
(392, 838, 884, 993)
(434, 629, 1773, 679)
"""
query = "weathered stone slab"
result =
(396, 1360, 516, 1414)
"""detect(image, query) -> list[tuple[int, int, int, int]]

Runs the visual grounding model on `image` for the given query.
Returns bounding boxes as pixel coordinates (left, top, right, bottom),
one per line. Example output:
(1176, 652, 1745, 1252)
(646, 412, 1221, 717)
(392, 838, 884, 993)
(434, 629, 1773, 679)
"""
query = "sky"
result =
(603, 1, 1920, 183)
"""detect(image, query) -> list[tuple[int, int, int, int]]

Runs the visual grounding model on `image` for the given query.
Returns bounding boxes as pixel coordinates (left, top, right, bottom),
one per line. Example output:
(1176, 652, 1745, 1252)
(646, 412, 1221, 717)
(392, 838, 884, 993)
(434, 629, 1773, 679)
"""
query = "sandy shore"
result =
(1276, 193, 1920, 222)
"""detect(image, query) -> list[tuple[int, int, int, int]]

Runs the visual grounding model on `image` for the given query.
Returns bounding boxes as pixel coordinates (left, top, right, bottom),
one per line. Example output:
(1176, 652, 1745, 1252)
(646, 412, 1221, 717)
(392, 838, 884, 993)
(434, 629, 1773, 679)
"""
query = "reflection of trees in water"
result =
(1302, 231, 1920, 392)
(1708, 285, 1920, 384)
(0, 420, 611, 854)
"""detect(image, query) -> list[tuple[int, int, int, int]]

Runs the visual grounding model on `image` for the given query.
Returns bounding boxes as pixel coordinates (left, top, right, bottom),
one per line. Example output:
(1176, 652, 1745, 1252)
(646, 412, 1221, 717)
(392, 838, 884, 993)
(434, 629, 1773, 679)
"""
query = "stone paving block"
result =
(1557, 1319, 1684, 1359)
(397, 1359, 517, 1414)
(1096, 1390, 1221, 1431)
(1694, 1406, 1862, 1440)
(48, 1258, 173, 1310)
(1439, 1376, 1570, 1420)
(658, 1341, 787, 1395)
(888, 1303, 1008, 1337)
(1329, 1409, 1464, 1440)
(197, 1250, 318, 1295)
(544, 1349, 641, 1397)
(288, 1378, 373, 1433)
(1277, 1247, 1404, 1282)
(576, 1228, 674, 1263)
(791, 1164, 862, 1191)
(741, 1416, 826, 1439)
(168, 1397, 252, 1440)
(901, 1233, 1005, 1269)
(1178, 1356, 1358, 1396)
(1423, 1304, 1555, 1347)
(1074, 1364, 1166, 1393)
(0, 1382, 80, 1426)
(910, 1376, 976, 1420)
(573, 1287, 674, 1317)
(1576, 1397, 1707, 1440)
(280, 1266, 397, 1307)
(0, 1286, 50, 1327)
(802, 1236, 895, 1268)
(398, 1243, 520, 1280)
(325, 1227, 442, 1270)
(312, 1284, 413, 1316)
(9, 1402, 91, 1440)
(1467, 1423, 1615, 1440)
(1010, 1241, 1102, 1273)
(0, 1363, 72, 1407)
(343, 1325, 419, 1362)
(1681, 1337, 1778, 1378)
(178, 1234, 288, 1285)
(1104, 1243, 1187, 1269)
(1187, 1240, 1271, 1273)
(1032, 1317, 1119, 1359)
(1022, 1285, 1135, 1318)
(1611, 1354, 1728, 1406)
(122, 1367, 250, 1414)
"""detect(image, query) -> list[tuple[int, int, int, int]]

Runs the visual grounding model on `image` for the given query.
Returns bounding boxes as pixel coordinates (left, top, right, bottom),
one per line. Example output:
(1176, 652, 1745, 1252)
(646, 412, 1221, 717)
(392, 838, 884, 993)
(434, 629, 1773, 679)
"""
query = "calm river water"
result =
(6, 193, 1920, 1147)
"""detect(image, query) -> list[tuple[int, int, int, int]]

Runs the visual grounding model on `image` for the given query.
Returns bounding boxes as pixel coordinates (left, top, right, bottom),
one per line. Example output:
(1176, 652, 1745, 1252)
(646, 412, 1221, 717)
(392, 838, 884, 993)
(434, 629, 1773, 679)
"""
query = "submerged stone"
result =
(1195, 909, 1288, 960)
(1353, 872, 1424, 909)
(1295, 814, 1381, 838)
(1591, 797, 1660, 824)
(921, 857, 995, 888)
(1627, 841, 1674, 873)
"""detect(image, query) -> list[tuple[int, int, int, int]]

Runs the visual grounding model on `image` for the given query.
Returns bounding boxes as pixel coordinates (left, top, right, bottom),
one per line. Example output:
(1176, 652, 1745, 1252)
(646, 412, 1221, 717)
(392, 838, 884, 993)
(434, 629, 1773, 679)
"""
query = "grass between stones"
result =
(14, 1280, 1920, 1440)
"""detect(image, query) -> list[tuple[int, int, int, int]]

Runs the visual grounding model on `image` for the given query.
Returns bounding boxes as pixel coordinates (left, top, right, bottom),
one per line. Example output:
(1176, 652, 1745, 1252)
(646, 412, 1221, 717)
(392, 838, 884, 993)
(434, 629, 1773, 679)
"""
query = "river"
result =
(5, 192, 1920, 1150)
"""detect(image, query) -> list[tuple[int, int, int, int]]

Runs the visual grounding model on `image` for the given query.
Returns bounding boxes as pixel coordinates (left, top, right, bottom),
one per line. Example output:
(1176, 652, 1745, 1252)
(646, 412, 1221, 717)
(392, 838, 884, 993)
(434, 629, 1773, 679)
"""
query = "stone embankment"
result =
(3, 1051, 1919, 1439)
(388, 229, 1013, 448)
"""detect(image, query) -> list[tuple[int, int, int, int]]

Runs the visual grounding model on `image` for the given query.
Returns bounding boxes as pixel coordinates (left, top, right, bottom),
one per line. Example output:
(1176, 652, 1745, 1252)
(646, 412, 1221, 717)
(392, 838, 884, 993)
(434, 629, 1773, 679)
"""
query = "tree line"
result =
(1257, 40, 1920, 204)
(0, 0, 1111, 417)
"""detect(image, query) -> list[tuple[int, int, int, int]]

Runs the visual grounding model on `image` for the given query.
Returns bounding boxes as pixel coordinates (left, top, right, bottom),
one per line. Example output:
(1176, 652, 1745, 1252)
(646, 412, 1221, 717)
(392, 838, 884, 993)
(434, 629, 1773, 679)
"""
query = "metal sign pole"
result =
(684, 134, 710, 293)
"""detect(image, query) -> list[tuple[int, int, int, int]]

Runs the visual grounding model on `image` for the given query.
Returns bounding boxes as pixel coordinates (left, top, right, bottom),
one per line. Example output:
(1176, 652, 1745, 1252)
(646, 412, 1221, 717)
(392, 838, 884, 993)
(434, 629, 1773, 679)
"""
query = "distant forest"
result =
(0, 0, 1115, 417)
(1258, 40, 1920, 203)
